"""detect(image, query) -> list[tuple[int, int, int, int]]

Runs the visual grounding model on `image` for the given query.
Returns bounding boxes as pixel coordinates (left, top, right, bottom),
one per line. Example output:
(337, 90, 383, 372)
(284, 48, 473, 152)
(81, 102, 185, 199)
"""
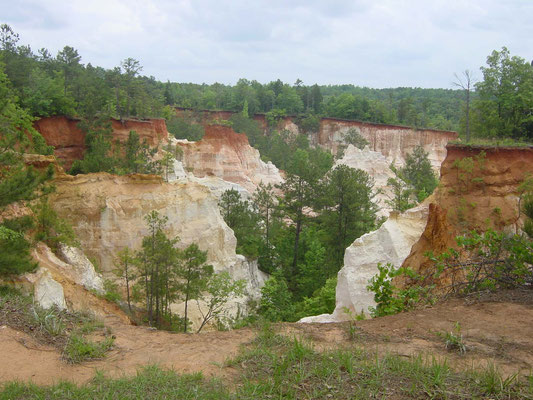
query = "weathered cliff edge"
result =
(33, 116, 168, 170)
(401, 144, 533, 279)
(301, 144, 533, 323)
(299, 204, 429, 323)
(175, 107, 457, 169)
(48, 170, 267, 321)
(334, 144, 396, 216)
(177, 124, 283, 193)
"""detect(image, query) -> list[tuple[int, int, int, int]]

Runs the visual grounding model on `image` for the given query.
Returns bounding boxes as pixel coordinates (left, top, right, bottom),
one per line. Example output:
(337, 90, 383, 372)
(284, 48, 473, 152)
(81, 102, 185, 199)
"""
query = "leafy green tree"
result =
(0, 65, 53, 276)
(386, 170, 415, 213)
(320, 165, 377, 269)
(343, 128, 369, 149)
(32, 197, 77, 250)
(294, 276, 337, 320)
(402, 146, 438, 202)
(259, 272, 294, 322)
(474, 47, 533, 139)
(295, 228, 328, 297)
(70, 116, 116, 174)
(219, 189, 262, 259)
(114, 247, 136, 313)
(166, 114, 205, 141)
(195, 271, 246, 333)
(252, 183, 278, 272)
(121, 58, 142, 118)
(178, 243, 213, 332)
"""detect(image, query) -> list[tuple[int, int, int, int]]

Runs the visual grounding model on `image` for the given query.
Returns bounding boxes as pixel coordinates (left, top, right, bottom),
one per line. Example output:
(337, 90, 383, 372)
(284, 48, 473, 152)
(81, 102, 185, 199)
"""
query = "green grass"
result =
(450, 137, 533, 148)
(0, 285, 114, 364)
(2, 323, 532, 399)
(63, 334, 115, 364)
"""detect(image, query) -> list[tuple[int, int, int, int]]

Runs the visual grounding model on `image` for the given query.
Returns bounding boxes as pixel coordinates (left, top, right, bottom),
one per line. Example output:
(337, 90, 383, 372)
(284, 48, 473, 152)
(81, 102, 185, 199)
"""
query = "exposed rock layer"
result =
(175, 107, 457, 168)
(48, 171, 267, 308)
(402, 144, 533, 277)
(177, 124, 283, 192)
(34, 116, 169, 169)
(299, 204, 429, 323)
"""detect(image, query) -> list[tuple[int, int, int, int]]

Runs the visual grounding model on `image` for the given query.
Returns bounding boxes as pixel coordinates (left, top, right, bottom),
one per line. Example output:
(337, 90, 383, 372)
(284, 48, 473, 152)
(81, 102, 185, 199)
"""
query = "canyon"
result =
(175, 107, 457, 169)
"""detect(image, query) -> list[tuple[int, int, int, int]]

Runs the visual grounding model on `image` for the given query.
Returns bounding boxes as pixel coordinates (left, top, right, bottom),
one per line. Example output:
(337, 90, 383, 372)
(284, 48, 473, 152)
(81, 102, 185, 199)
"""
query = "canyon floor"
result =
(1, 290, 532, 386)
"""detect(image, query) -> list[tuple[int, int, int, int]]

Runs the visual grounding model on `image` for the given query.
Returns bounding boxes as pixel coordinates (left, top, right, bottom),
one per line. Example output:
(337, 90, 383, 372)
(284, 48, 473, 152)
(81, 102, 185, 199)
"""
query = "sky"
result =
(1, 0, 532, 88)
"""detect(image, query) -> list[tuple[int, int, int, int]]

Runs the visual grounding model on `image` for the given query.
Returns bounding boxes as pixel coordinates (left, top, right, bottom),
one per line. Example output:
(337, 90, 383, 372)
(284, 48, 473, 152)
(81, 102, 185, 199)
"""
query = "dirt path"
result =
(0, 315, 255, 385)
(1, 291, 533, 385)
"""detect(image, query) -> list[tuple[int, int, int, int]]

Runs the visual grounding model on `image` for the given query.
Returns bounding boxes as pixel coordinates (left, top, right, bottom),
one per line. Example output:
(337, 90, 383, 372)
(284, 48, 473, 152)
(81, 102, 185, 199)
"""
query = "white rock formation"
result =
(58, 244, 104, 294)
(31, 268, 67, 310)
(335, 145, 396, 217)
(299, 203, 429, 323)
(50, 173, 267, 327)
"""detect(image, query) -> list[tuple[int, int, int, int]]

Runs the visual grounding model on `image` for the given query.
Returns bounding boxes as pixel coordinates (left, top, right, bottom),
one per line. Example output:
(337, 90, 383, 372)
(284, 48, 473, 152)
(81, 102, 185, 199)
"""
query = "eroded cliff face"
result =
(174, 107, 457, 169)
(315, 119, 456, 169)
(48, 171, 267, 302)
(177, 124, 283, 192)
(401, 145, 533, 278)
(299, 204, 429, 323)
(34, 116, 169, 170)
(334, 145, 396, 216)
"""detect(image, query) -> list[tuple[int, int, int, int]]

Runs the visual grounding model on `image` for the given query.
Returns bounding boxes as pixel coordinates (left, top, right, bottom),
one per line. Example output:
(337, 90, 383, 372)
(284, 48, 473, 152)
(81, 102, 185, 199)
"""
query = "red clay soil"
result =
(1, 291, 532, 385)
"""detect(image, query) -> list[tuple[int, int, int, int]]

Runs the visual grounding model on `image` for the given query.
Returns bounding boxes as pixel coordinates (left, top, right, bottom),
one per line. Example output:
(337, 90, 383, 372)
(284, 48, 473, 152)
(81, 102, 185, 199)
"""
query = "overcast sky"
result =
(2, 0, 532, 88)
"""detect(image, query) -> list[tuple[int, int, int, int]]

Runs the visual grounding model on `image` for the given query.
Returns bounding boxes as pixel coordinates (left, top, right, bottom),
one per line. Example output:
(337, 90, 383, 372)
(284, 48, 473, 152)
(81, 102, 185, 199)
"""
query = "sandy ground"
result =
(1, 290, 532, 385)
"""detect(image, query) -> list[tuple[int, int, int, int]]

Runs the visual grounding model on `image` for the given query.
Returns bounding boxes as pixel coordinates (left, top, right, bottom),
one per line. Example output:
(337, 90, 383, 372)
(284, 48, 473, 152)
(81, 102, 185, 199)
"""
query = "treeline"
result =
(2, 24, 531, 140)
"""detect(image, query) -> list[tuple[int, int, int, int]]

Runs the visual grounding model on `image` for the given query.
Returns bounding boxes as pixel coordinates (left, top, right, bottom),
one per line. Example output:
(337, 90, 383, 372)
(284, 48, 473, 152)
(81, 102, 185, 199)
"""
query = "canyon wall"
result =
(177, 124, 283, 193)
(334, 144, 396, 216)
(401, 144, 533, 278)
(48, 171, 267, 300)
(34, 116, 169, 170)
(299, 204, 429, 323)
(175, 107, 457, 168)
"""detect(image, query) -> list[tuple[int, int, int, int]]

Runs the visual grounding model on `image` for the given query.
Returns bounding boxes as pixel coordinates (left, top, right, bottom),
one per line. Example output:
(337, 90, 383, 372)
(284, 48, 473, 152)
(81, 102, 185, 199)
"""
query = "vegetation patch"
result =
(2, 323, 532, 399)
(0, 286, 113, 363)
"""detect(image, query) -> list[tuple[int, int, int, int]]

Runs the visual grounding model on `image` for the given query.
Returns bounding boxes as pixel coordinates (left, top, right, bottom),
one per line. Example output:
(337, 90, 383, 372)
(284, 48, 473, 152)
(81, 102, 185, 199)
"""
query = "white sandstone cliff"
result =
(299, 203, 428, 323)
(334, 145, 396, 216)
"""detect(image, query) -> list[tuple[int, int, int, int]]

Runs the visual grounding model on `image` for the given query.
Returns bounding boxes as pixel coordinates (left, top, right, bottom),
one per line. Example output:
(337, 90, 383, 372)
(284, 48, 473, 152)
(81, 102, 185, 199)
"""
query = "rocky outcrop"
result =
(401, 144, 533, 278)
(34, 116, 169, 170)
(334, 145, 396, 216)
(175, 107, 457, 169)
(177, 124, 283, 193)
(31, 268, 67, 311)
(299, 204, 429, 323)
(48, 172, 266, 303)
(315, 119, 456, 169)
(57, 244, 104, 294)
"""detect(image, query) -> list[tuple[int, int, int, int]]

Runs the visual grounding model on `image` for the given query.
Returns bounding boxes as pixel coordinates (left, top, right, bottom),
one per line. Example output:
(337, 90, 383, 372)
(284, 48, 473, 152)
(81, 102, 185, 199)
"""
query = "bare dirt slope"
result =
(1, 291, 532, 385)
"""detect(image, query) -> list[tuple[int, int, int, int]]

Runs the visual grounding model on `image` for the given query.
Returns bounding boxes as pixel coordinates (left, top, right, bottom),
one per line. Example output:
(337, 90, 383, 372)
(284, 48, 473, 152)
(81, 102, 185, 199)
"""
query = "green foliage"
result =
(402, 146, 438, 201)
(219, 189, 262, 260)
(63, 335, 114, 364)
(320, 165, 377, 269)
(294, 276, 337, 320)
(437, 322, 467, 354)
(0, 225, 37, 276)
(196, 271, 246, 333)
(430, 230, 533, 294)
(342, 127, 369, 149)
(386, 169, 415, 212)
(70, 116, 116, 174)
(32, 197, 77, 250)
(259, 273, 294, 322)
(166, 114, 205, 141)
(178, 243, 214, 332)
(367, 263, 427, 317)
(473, 47, 533, 139)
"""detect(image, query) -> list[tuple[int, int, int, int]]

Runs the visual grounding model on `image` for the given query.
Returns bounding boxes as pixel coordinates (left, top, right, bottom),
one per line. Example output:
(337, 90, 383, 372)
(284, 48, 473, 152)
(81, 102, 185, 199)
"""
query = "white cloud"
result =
(1, 0, 531, 87)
